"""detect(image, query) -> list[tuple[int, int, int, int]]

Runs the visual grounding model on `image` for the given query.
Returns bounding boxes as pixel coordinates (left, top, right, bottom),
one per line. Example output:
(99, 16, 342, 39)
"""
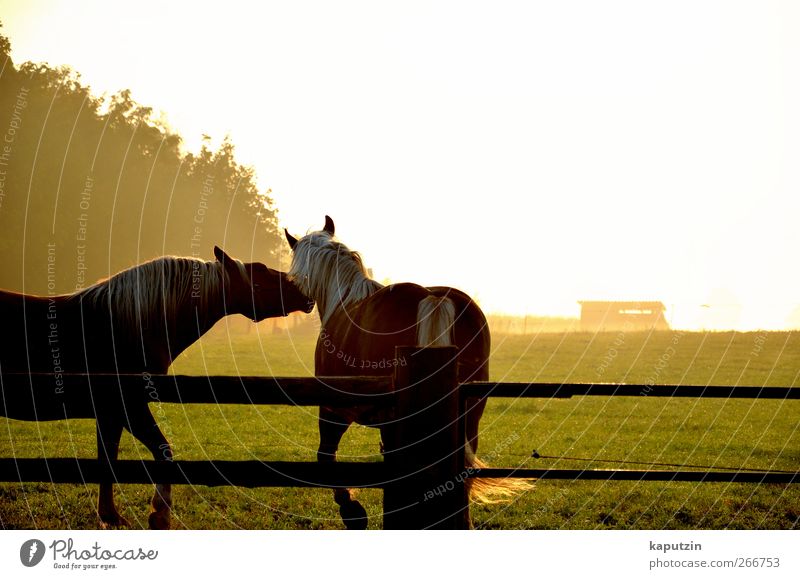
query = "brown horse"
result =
(0, 247, 312, 529)
(285, 216, 522, 529)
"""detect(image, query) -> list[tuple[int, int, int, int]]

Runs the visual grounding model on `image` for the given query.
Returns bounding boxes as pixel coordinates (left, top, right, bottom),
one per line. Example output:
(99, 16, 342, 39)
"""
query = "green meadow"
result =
(1, 328, 798, 529)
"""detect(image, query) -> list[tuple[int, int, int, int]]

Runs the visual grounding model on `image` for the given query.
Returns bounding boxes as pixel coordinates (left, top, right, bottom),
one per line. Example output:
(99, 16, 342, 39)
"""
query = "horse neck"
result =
(166, 282, 229, 361)
(116, 260, 229, 366)
(167, 298, 225, 359)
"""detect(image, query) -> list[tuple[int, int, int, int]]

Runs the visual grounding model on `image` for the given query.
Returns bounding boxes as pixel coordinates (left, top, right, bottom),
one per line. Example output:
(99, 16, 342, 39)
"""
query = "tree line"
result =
(0, 28, 285, 295)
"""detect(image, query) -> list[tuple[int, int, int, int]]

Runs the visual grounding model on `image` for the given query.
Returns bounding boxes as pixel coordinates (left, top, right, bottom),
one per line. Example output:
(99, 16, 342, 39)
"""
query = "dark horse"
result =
(0, 247, 312, 529)
(285, 216, 524, 529)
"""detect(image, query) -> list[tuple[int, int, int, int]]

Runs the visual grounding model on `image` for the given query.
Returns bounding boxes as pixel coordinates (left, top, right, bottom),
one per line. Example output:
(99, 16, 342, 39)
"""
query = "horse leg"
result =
(96, 416, 129, 528)
(465, 396, 488, 454)
(124, 405, 173, 530)
(318, 407, 366, 530)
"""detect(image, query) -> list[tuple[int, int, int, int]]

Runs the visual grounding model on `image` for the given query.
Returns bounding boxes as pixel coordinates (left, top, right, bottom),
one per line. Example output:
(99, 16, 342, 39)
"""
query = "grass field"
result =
(1, 326, 799, 529)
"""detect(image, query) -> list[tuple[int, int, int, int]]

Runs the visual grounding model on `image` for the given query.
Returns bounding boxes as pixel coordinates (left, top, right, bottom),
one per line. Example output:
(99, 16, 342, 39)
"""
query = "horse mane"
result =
(288, 231, 383, 324)
(75, 255, 242, 331)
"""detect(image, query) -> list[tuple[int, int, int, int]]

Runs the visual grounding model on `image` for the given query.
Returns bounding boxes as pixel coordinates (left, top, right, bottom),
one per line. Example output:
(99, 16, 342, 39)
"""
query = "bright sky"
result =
(2, 0, 799, 330)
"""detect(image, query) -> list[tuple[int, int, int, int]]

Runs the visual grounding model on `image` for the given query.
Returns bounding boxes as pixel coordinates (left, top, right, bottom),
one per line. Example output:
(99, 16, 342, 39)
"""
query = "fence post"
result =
(383, 346, 469, 529)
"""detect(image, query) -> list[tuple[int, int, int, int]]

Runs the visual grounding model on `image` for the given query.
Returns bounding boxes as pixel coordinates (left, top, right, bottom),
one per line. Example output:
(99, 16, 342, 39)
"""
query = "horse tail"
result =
(417, 294, 533, 503)
(416, 295, 456, 347)
(464, 443, 534, 504)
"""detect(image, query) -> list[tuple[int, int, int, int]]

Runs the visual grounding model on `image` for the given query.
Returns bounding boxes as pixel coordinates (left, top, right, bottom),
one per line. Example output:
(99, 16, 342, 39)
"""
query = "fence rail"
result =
(2, 347, 798, 529)
(4, 461, 794, 487)
(1, 373, 394, 407)
(470, 468, 798, 484)
(0, 458, 387, 488)
(462, 382, 800, 399)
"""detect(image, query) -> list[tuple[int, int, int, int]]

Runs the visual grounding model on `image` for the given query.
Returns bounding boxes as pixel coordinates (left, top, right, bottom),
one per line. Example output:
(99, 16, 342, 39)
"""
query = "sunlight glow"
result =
(2, 0, 798, 330)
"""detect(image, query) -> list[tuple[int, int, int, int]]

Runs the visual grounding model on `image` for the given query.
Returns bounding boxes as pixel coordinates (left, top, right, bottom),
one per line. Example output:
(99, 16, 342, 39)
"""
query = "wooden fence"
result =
(1, 346, 798, 529)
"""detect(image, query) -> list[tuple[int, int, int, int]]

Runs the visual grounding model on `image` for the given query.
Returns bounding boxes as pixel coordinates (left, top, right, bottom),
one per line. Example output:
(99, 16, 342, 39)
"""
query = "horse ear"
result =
(213, 245, 232, 263)
(285, 229, 298, 250)
(214, 245, 248, 282)
(323, 215, 335, 235)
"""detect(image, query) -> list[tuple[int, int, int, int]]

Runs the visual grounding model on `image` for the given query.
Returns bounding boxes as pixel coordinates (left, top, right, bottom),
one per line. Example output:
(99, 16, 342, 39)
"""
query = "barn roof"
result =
(578, 301, 666, 310)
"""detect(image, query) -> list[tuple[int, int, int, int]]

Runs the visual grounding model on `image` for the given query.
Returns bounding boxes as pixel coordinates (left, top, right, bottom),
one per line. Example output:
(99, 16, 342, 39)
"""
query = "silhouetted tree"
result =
(0, 27, 283, 295)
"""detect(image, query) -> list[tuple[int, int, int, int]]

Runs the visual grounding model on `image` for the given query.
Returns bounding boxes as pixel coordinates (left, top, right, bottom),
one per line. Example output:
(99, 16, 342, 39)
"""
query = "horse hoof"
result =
(148, 510, 171, 530)
(98, 514, 130, 529)
(340, 500, 368, 530)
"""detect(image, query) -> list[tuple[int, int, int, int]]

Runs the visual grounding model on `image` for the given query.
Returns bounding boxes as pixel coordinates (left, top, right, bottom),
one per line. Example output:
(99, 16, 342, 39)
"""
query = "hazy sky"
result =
(2, 1, 799, 329)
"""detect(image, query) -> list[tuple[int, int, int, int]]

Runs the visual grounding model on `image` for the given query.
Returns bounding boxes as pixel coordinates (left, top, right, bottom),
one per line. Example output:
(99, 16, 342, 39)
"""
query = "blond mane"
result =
(76, 255, 245, 331)
(288, 231, 383, 324)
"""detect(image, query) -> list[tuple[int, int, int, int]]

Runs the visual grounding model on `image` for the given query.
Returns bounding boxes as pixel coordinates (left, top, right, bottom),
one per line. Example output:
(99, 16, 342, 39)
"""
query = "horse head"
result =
(283, 215, 338, 301)
(282, 216, 380, 323)
(213, 246, 313, 321)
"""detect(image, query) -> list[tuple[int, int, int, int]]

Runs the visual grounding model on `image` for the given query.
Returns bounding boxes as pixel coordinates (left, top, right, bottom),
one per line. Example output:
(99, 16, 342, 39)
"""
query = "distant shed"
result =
(578, 301, 670, 332)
